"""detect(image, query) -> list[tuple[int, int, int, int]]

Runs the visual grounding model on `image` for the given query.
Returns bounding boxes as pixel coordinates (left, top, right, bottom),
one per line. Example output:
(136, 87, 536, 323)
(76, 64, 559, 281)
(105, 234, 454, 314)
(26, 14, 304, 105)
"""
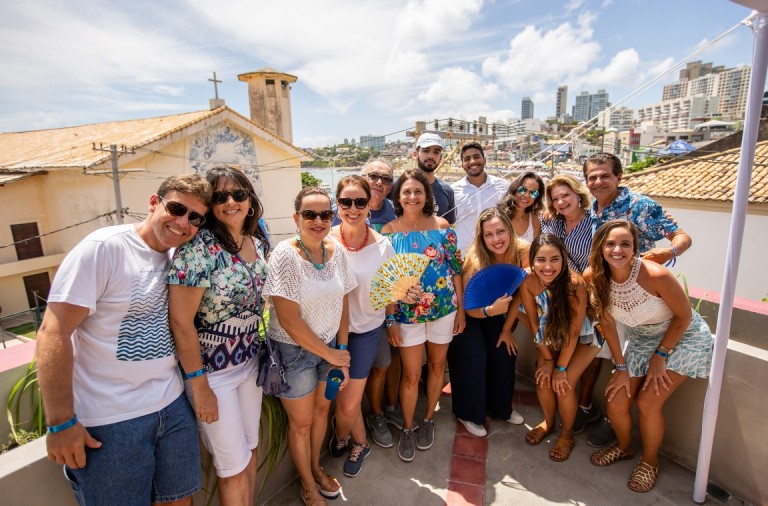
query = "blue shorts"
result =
(64, 393, 201, 505)
(348, 326, 383, 379)
(275, 339, 334, 399)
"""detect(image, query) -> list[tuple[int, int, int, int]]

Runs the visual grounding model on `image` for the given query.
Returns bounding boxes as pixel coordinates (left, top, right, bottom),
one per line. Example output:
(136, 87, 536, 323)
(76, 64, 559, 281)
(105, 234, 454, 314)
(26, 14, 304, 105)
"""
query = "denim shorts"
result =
(63, 393, 201, 505)
(348, 326, 383, 379)
(275, 339, 334, 399)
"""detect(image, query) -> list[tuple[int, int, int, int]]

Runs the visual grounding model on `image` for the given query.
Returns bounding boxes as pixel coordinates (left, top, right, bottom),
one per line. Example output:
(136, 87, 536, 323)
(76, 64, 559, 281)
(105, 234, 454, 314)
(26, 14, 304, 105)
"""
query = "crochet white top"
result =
(610, 259, 673, 327)
(263, 240, 357, 345)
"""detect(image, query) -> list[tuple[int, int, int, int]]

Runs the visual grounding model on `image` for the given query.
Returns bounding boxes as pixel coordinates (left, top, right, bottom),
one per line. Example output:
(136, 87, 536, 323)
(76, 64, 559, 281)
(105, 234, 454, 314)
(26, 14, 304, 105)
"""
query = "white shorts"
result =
(596, 321, 628, 360)
(398, 312, 457, 347)
(187, 358, 263, 478)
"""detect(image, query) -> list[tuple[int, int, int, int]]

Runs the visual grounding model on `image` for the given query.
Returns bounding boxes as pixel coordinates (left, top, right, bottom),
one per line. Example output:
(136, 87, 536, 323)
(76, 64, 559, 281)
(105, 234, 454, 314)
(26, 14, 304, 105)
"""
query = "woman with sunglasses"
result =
(167, 166, 269, 506)
(499, 171, 545, 242)
(381, 169, 465, 463)
(326, 175, 419, 477)
(263, 187, 356, 505)
(331, 158, 397, 232)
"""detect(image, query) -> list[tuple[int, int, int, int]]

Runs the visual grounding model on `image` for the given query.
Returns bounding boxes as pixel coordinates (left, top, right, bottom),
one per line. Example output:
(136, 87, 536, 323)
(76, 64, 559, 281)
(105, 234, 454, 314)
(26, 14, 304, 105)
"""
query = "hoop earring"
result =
(247, 208, 255, 217)
(367, 211, 372, 219)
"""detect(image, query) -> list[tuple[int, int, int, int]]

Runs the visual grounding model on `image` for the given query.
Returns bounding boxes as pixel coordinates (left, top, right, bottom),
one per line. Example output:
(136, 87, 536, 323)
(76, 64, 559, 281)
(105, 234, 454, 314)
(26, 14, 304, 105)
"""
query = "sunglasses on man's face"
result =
(158, 196, 206, 228)
(299, 209, 334, 222)
(212, 189, 251, 205)
(515, 186, 540, 199)
(364, 173, 394, 185)
(337, 197, 370, 210)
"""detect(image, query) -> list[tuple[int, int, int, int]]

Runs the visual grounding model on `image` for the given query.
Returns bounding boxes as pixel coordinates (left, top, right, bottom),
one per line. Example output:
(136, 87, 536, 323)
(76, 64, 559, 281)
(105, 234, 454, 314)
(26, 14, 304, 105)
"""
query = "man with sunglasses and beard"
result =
(413, 133, 456, 225)
(36, 174, 212, 506)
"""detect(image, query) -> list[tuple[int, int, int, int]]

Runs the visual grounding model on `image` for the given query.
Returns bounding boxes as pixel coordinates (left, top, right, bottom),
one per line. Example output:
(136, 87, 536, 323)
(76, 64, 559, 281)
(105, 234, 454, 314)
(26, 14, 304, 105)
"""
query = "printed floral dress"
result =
(387, 228, 462, 324)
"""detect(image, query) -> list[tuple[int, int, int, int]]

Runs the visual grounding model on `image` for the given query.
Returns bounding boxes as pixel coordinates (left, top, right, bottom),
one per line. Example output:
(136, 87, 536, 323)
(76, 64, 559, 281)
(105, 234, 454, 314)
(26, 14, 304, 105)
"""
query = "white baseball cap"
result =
(415, 132, 443, 149)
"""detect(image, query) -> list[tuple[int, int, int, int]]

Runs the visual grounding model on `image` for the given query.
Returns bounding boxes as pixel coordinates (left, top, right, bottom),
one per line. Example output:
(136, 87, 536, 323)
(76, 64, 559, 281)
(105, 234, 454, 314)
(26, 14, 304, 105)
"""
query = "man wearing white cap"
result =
(412, 132, 456, 224)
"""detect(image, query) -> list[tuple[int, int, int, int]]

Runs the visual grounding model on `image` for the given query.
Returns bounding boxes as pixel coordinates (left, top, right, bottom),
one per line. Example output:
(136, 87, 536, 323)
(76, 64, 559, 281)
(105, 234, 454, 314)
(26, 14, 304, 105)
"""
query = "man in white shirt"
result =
(451, 142, 509, 252)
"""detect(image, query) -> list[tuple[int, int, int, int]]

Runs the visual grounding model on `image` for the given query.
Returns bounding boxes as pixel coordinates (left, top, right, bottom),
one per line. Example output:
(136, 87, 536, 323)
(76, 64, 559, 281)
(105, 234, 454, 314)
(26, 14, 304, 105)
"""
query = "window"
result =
(11, 223, 43, 261)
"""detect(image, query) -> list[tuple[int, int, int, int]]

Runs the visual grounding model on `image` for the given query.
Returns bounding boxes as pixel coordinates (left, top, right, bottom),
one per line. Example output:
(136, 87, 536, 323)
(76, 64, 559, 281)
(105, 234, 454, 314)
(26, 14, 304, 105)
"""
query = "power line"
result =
(0, 210, 120, 250)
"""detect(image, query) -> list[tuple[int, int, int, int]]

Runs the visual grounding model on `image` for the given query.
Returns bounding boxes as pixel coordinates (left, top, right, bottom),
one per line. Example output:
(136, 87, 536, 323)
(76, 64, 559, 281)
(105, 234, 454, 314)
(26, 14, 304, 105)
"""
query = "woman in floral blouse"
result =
(381, 169, 465, 463)
(167, 166, 269, 506)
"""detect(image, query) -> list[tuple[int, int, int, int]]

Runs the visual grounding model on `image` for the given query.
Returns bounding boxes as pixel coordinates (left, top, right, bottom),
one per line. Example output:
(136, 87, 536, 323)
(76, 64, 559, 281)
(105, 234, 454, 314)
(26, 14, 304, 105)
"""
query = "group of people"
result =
(35, 130, 713, 506)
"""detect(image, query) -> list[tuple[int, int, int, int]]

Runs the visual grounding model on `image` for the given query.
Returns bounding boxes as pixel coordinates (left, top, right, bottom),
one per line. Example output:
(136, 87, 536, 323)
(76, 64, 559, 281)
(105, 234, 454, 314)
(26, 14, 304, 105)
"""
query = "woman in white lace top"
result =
(263, 187, 357, 505)
(584, 220, 713, 494)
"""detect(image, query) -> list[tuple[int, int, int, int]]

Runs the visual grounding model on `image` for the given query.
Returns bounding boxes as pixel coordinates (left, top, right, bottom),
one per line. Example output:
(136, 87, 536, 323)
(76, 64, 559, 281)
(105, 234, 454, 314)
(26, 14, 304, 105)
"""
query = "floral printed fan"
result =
(370, 253, 430, 310)
(463, 264, 527, 310)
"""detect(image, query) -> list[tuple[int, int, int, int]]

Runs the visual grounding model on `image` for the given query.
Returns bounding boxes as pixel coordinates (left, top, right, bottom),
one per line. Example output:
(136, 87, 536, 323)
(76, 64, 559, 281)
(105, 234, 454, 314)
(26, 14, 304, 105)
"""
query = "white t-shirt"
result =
(48, 224, 183, 426)
(263, 240, 357, 345)
(451, 174, 510, 253)
(332, 234, 395, 334)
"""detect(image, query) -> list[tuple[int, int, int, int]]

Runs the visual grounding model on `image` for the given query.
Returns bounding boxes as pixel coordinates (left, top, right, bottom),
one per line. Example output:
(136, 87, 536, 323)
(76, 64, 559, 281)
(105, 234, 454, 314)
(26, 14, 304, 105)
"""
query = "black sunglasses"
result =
(337, 197, 370, 210)
(158, 196, 206, 228)
(364, 173, 394, 185)
(212, 189, 251, 205)
(299, 209, 334, 222)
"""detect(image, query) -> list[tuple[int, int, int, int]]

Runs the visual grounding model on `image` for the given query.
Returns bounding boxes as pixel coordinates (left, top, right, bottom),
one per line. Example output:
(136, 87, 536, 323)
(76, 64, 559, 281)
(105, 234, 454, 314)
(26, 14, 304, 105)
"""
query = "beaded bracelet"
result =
(47, 415, 78, 433)
(615, 363, 628, 372)
(183, 368, 206, 380)
(555, 365, 567, 372)
(665, 245, 679, 267)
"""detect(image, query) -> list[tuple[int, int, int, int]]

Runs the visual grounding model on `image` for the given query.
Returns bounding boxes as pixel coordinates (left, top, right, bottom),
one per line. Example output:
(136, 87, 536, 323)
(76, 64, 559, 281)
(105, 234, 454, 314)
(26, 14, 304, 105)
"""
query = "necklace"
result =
(340, 223, 369, 252)
(295, 235, 326, 270)
(400, 217, 420, 230)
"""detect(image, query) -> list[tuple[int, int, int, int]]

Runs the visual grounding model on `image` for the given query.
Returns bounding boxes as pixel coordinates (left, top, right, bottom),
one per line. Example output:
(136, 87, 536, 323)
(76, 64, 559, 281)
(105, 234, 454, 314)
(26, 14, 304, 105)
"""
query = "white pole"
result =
(693, 9, 768, 503)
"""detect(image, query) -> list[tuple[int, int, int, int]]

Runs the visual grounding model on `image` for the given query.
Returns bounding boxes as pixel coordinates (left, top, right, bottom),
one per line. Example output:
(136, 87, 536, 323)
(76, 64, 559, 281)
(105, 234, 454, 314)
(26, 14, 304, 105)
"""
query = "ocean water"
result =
(303, 168, 355, 197)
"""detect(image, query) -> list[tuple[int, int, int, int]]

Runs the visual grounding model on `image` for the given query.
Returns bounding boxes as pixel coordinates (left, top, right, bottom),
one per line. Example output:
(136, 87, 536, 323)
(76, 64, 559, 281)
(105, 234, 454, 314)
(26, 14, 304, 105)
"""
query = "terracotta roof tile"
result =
(623, 139, 768, 205)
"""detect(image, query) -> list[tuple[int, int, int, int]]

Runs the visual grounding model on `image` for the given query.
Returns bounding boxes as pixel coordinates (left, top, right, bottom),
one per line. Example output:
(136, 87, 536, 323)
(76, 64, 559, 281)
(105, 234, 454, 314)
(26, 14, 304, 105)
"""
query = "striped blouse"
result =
(541, 214, 593, 273)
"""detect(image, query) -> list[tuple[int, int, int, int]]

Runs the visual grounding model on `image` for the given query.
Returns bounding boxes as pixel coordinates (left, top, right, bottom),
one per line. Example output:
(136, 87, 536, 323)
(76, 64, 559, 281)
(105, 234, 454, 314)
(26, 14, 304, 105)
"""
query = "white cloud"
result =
(565, 0, 584, 13)
(417, 67, 501, 115)
(577, 48, 641, 89)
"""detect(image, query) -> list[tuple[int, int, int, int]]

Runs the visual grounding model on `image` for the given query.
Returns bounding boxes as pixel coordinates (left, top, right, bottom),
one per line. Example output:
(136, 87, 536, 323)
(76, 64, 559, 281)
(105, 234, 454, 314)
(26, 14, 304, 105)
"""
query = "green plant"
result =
(6, 357, 44, 448)
(677, 273, 704, 314)
(301, 171, 323, 188)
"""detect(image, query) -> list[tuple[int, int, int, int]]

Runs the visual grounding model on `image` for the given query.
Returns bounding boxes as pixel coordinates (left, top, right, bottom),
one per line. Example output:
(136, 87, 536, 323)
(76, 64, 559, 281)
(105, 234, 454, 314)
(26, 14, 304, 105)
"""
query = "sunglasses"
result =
(364, 173, 394, 185)
(337, 197, 370, 210)
(212, 189, 251, 205)
(515, 186, 540, 199)
(158, 196, 206, 228)
(299, 209, 334, 222)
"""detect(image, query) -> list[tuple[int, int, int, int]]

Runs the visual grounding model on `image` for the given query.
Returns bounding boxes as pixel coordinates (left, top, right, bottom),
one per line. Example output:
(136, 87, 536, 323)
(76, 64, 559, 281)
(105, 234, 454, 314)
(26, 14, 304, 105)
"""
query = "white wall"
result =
(657, 198, 767, 301)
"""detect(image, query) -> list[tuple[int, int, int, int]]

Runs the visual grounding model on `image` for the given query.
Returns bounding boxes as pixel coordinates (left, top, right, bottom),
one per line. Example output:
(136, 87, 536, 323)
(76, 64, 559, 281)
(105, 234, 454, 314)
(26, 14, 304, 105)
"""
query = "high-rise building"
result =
(359, 135, 385, 149)
(572, 89, 610, 123)
(556, 86, 568, 121)
(521, 96, 534, 120)
(678, 60, 725, 81)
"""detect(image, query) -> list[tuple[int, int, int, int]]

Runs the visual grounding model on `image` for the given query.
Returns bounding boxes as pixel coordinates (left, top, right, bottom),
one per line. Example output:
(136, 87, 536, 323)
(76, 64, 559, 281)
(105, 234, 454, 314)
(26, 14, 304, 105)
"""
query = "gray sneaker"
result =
(574, 407, 602, 434)
(398, 429, 416, 462)
(366, 413, 394, 448)
(416, 419, 435, 450)
(384, 407, 406, 430)
(587, 417, 616, 448)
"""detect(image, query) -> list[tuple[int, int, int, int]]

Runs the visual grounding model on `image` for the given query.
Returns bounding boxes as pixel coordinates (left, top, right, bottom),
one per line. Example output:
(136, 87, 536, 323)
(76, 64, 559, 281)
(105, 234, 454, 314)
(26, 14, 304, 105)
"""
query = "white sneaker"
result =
(506, 410, 524, 425)
(458, 418, 487, 437)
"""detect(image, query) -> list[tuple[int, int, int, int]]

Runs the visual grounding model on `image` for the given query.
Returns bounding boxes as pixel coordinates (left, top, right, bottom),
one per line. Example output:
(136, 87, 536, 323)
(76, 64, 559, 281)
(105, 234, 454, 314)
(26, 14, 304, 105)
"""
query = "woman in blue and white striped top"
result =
(541, 175, 593, 273)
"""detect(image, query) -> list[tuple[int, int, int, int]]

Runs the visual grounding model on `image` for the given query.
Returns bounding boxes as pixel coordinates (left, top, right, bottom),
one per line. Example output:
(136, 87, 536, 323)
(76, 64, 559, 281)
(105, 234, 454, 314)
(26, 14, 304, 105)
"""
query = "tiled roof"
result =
(0, 106, 311, 171)
(623, 139, 768, 204)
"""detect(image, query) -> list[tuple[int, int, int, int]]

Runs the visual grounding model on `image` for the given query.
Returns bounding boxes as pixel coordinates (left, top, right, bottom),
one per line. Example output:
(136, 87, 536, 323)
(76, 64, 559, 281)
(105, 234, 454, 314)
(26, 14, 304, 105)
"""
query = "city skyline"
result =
(0, 0, 760, 147)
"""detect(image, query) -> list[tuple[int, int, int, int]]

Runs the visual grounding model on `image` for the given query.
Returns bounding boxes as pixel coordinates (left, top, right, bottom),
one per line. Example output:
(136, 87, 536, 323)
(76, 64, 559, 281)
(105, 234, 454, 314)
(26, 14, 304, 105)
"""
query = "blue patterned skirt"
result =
(625, 311, 713, 378)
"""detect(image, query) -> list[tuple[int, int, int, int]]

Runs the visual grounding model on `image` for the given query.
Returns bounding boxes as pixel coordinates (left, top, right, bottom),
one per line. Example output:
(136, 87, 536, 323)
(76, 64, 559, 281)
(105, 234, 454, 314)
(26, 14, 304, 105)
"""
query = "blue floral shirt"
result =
(590, 187, 678, 253)
(168, 229, 268, 373)
(387, 228, 462, 324)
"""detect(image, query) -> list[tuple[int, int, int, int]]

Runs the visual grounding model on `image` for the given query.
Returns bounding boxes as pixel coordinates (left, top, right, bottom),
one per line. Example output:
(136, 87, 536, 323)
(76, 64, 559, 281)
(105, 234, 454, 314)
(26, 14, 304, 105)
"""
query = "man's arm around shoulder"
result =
(37, 302, 102, 469)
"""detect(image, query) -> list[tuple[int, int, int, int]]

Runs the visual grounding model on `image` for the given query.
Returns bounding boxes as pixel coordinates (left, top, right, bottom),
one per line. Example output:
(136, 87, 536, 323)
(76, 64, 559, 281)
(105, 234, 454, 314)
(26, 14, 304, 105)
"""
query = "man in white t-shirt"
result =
(36, 174, 212, 506)
(451, 142, 509, 253)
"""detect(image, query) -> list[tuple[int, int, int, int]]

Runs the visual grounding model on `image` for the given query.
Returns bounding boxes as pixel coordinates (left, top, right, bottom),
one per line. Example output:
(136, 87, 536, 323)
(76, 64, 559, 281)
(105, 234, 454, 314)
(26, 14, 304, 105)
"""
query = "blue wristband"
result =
(47, 415, 78, 433)
(555, 365, 567, 372)
(482, 306, 490, 318)
(654, 349, 669, 359)
(183, 368, 206, 380)
(337, 344, 348, 350)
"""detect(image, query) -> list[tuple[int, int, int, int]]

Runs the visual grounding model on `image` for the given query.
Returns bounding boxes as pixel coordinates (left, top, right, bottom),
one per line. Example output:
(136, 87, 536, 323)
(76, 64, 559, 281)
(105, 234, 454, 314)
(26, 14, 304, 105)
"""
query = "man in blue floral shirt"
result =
(584, 152, 692, 263)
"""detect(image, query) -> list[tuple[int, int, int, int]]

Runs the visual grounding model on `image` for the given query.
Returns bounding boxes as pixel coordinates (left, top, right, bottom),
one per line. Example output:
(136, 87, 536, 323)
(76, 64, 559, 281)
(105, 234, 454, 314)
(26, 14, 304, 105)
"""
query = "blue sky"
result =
(0, 0, 760, 147)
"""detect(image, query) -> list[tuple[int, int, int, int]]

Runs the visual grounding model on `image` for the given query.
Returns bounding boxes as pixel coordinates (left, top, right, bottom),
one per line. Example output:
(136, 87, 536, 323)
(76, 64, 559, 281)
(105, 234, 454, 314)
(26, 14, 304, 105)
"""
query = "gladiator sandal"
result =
(590, 445, 635, 467)
(627, 461, 660, 493)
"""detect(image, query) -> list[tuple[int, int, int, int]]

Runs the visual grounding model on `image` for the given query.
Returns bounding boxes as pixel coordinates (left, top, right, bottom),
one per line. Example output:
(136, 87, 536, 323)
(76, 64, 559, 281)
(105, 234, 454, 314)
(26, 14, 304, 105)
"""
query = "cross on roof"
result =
(208, 72, 222, 100)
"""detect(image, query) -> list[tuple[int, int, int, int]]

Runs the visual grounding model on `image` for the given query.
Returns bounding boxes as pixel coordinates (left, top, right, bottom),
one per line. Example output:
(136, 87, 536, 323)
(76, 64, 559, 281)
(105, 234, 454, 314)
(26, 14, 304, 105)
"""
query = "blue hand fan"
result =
(463, 264, 527, 310)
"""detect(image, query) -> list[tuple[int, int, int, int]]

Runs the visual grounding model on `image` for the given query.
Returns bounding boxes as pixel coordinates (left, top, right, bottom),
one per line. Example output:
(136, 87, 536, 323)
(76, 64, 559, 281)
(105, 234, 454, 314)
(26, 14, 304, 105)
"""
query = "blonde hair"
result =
(545, 174, 591, 216)
(464, 208, 525, 276)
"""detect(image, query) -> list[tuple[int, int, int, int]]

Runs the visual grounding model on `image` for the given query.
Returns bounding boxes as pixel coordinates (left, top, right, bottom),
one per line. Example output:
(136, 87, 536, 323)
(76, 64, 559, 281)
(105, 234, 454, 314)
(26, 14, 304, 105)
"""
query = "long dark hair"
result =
(205, 166, 269, 256)
(391, 169, 434, 216)
(530, 233, 574, 350)
(499, 171, 545, 219)
(588, 220, 640, 321)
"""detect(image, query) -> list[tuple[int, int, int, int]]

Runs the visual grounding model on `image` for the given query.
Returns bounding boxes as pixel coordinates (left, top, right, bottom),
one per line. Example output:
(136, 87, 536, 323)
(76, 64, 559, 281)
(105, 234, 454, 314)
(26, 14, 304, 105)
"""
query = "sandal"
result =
(301, 487, 328, 506)
(314, 467, 341, 499)
(590, 445, 635, 467)
(627, 461, 660, 493)
(525, 422, 553, 446)
(549, 431, 575, 462)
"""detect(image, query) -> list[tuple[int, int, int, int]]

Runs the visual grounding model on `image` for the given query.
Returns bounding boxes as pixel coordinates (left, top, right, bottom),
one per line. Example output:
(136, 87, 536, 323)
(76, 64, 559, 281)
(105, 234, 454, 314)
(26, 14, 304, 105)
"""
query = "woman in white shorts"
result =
(381, 169, 465, 463)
